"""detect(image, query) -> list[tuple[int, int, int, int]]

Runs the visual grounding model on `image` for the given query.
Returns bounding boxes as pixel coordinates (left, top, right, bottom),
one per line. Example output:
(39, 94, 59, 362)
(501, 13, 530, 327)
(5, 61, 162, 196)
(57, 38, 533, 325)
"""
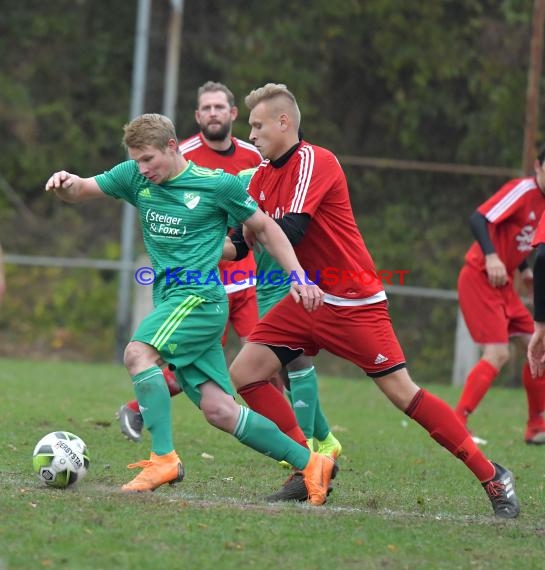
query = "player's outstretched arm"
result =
(45, 171, 105, 203)
(243, 209, 323, 311)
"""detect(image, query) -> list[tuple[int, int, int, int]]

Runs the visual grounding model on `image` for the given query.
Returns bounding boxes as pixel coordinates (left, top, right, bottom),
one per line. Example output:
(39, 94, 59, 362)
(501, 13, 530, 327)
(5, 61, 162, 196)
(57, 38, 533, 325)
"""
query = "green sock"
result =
(233, 407, 310, 470)
(288, 366, 328, 439)
(313, 399, 331, 441)
(131, 366, 174, 455)
(285, 388, 293, 406)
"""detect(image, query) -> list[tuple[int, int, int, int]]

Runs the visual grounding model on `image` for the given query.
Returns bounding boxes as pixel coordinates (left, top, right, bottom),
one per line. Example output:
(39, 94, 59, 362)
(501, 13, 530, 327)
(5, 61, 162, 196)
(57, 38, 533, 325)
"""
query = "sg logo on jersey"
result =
(183, 192, 201, 210)
(516, 224, 535, 252)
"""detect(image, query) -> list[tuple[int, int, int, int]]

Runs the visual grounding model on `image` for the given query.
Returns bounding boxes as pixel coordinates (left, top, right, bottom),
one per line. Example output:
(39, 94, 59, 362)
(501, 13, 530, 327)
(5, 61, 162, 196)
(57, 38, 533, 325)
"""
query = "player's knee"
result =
(201, 398, 236, 430)
(374, 367, 417, 410)
(123, 341, 157, 375)
(482, 345, 510, 369)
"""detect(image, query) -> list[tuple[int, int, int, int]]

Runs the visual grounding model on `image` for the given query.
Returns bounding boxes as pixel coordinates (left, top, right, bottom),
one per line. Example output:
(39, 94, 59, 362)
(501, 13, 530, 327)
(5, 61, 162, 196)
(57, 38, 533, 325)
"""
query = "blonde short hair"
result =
(244, 83, 301, 128)
(123, 113, 177, 150)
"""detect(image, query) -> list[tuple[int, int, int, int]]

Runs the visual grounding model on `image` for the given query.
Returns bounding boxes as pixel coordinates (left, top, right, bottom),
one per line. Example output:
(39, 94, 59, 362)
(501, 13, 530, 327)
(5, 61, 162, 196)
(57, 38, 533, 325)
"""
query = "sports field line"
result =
(90, 485, 528, 528)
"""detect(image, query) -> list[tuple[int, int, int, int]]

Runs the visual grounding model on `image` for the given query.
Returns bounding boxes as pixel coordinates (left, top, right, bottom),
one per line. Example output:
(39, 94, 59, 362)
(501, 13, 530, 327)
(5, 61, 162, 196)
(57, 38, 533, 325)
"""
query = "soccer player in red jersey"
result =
(527, 212, 545, 378)
(454, 148, 545, 444)
(183, 84, 339, 458)
(225, 83, 519, 518)
(117, 82, 262, 441)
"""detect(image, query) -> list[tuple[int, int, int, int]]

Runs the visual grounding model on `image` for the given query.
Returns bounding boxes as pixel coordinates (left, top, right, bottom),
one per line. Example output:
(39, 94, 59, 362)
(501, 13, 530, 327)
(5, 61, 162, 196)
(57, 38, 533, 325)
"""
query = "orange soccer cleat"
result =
(121, 450, 185, 492)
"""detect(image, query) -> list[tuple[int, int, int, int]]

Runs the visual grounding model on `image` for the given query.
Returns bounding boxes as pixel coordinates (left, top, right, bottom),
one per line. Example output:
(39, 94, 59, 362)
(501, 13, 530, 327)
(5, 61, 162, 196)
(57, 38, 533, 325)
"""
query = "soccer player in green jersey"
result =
(237, 169, 342, 461)
(45, 113, 335, 504)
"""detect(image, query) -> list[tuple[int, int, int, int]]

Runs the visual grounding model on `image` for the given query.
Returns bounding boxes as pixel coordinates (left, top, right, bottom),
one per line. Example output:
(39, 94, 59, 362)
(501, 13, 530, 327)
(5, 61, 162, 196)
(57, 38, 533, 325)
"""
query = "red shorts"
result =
(458, 264, 533, 344)
(222, 286, 258, 346)
(248, 296, 406, 377)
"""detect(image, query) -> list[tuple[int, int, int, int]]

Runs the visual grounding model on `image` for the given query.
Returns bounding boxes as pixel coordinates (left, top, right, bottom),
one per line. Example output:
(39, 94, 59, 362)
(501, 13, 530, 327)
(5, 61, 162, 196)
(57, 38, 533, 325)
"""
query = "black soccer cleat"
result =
(266, 472, 309, 502)
(116, 404, 144, 443)
(482, 462, 520, 519)
(265, 461, 339, 502)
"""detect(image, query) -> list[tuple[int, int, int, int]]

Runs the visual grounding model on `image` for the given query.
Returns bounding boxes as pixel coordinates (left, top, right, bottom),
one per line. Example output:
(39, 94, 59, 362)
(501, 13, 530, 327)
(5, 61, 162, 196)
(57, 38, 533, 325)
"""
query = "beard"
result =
(201, 122, 231, 141)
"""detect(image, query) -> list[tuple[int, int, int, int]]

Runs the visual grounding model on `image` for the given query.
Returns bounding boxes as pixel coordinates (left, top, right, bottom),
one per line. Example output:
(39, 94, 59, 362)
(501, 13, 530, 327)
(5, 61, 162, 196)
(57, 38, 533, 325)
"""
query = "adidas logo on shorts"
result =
(374, 353, 388, 365)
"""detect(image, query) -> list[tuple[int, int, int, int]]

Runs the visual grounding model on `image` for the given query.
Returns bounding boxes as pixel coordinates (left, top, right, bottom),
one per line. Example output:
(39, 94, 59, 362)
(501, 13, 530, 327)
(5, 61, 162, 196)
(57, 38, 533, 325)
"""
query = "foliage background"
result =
(0, 0, 542, 382)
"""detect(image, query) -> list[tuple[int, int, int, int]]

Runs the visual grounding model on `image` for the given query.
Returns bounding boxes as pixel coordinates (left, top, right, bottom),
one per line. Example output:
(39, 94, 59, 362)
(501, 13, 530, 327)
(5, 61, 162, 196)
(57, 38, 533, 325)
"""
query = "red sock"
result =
(126, 399, 140, 412)
(522, 362, 545, 426)
(238, 381, 308, 448)
(406, 389, 495, 482)
(162, 367, 182, 396)
(455, 359, 498, 420)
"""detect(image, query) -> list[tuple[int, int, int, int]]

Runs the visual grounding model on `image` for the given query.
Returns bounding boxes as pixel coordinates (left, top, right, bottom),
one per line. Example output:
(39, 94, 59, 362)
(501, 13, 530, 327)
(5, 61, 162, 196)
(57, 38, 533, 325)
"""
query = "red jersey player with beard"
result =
(226, 83, 519, 518)
(117, 82, 261, 443)
(455, 148, 545, 444)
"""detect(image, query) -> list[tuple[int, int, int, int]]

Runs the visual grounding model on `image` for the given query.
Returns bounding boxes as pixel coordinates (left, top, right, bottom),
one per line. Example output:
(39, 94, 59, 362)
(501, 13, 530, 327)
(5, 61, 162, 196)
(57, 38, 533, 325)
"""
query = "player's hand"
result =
(289, 279, 324, 311)
(45, 171, 82, 201)
(485, 253, 508, 287)
(528, 323, 545, 378)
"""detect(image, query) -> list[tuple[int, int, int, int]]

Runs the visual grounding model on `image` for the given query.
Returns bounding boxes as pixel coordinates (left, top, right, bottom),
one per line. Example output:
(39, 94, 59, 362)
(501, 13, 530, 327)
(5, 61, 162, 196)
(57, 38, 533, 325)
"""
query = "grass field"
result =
(1, 357, 545, 570)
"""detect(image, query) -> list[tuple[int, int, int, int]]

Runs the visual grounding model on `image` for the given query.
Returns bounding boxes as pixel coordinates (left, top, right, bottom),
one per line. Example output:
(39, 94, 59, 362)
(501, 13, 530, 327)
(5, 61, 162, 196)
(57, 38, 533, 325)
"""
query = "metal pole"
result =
(163, 0, 184, 121)
(115, 0, 152, 362)
(522, 0, 545, 174)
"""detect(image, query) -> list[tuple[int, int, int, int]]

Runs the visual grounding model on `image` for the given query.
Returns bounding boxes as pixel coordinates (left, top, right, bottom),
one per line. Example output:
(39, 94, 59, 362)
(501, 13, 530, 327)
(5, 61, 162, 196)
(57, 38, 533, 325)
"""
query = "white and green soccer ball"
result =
(32, 431, 90, 488)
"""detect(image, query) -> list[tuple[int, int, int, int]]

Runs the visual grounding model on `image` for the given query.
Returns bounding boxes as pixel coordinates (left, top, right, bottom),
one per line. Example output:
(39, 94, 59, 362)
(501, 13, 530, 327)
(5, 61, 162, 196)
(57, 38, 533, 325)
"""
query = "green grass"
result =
(1, 357, 545, 570)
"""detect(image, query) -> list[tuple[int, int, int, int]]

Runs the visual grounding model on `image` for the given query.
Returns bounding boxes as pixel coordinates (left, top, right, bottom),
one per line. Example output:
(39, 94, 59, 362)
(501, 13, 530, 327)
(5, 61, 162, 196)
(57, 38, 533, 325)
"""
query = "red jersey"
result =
(248, 141, 385, 304)
(533, 211, 545, 247)
(179, 133, 262, 289)
(179, 133, 261, 175)
(464, 177, 545, 274)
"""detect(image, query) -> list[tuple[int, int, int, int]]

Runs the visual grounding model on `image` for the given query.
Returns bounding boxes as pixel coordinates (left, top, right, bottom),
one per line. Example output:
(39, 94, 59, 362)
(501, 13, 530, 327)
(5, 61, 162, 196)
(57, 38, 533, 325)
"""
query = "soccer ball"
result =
(32, 431, 90, 488)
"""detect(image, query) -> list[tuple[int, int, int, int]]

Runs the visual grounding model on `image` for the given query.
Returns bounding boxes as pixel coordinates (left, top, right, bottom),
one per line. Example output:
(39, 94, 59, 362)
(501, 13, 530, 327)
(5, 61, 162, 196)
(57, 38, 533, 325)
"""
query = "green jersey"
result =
(96, 160, 258, 305)
(253, 246, 291, 316)
(236, 168, 290, 316)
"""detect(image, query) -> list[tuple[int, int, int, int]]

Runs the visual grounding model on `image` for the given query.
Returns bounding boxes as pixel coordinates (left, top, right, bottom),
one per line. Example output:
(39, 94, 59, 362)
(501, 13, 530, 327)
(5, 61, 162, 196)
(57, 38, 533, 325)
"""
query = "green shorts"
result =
(132, 294, 233, 406)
